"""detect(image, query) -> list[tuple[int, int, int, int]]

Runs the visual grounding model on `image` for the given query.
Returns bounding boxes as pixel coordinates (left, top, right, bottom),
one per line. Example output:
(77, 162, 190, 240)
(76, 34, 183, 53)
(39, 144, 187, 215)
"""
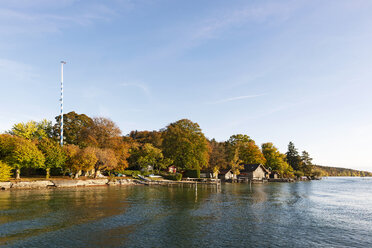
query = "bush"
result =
(122, 170, 141, 176)
(184, 169, 200, 178)
(294, 170, 304, 178)
(121, 170, 153, 177)
(175, 173, 182, 181)
(161, 172, 182, 181)
(0, 161, 12, 182)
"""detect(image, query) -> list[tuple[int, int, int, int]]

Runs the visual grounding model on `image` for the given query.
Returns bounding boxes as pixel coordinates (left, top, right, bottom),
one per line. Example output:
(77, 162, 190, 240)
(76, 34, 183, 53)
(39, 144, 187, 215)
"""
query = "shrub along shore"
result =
(1, 111, 371, 184)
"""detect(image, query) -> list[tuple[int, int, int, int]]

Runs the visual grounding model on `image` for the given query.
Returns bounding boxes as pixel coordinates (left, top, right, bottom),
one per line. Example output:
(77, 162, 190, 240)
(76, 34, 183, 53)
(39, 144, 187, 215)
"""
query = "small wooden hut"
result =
(218, 169, 236, 181)
(238, 164, 270, 181)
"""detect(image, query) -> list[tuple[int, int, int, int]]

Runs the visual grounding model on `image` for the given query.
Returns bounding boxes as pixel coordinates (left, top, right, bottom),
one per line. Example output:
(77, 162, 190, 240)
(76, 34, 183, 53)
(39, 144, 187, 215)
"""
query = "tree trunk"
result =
(94, 169, 100, 179)
(16, 168, 21, 179)
(46, 168, 50, 179)
(74, 170, 81, 179)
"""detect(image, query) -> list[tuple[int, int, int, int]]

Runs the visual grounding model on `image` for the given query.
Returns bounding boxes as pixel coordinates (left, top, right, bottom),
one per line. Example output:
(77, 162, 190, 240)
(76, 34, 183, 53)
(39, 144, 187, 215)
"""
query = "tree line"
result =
(312, 165, 372, 177)
(0, 111, 319, 181)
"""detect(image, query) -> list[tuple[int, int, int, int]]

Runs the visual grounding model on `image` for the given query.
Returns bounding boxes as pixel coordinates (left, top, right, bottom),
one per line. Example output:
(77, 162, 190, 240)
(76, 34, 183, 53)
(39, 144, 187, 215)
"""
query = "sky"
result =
(1, 0, 372, 171)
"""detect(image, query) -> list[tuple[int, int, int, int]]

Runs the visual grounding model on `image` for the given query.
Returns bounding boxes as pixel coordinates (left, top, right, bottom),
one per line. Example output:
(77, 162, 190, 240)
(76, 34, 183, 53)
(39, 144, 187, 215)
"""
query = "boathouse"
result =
(218, 169, 236, 181)
(238, 164, 270, 181)
(200, 170, 218, 178)
(270, 171, 279, 179)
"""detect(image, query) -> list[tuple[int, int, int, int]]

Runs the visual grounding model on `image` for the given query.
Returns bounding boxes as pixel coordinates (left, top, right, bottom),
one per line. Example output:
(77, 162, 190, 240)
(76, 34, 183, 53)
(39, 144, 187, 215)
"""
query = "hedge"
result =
(184, 169, 200, 178)
(163, 173, 182, 181)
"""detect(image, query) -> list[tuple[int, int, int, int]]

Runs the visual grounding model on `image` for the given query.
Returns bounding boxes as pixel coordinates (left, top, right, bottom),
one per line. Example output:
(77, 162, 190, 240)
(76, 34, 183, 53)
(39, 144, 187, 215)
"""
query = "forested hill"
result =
(314, 165, 372, 177)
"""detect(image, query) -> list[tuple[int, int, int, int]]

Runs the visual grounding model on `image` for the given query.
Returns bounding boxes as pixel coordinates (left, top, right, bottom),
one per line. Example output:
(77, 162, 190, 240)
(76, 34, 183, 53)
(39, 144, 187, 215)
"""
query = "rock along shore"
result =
(0, 178, 137, 190)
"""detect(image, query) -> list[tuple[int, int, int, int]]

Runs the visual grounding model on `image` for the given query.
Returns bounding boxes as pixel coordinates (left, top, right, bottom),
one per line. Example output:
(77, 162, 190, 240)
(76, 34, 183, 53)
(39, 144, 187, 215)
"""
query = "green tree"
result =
(262, 142, 293, 177)
(162, 119, 209, 172)
(129, 143, 172, 172)
(53, 111, 94, 147)
(37, 138, 66, 179)
(0, 134, 45, 179)
(286, 142, 302, 172)
(0, 161, 12, 182)
(8, 119, 53, 140)
(226, 134, 266, 165)
(301, 151, 313, 177)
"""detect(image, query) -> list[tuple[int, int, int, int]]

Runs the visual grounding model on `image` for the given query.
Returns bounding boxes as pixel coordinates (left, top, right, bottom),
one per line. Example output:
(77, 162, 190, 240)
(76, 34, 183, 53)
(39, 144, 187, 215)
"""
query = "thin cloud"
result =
(120, 82, 150, 96)
(208, 94, 266, 104)
(191, 2, 299, 42)
(0, 3, 117, 35)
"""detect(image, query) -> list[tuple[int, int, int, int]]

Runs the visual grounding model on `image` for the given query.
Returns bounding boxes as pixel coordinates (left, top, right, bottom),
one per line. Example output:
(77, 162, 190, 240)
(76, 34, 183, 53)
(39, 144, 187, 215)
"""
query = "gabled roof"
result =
(218, 169, 232, 175)
(240, 164, 269, 173)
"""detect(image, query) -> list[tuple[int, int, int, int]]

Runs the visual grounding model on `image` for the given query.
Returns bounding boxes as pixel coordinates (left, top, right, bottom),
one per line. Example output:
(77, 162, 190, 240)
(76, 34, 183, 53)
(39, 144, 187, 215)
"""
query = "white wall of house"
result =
(252, 166, 266, 180)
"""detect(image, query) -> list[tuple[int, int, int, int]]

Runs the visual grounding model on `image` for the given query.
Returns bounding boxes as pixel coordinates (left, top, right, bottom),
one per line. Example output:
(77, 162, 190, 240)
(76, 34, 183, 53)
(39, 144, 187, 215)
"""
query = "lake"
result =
(1, 177, 372, 247)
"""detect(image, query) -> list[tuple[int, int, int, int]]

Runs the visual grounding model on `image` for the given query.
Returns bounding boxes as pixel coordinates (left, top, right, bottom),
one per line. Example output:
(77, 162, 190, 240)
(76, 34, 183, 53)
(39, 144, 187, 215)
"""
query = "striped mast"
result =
(60, 61, 66, 146)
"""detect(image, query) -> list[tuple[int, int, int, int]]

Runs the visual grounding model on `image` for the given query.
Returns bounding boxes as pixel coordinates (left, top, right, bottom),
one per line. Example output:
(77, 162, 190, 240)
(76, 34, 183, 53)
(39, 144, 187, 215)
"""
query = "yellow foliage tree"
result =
(0, 161, 12, 182)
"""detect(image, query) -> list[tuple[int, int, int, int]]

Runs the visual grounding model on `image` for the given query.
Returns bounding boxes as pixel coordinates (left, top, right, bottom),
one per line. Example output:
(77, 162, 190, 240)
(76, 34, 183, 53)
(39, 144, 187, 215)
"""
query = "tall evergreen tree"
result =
(301, 150, 313, 177)
(286, 142, 302, 172)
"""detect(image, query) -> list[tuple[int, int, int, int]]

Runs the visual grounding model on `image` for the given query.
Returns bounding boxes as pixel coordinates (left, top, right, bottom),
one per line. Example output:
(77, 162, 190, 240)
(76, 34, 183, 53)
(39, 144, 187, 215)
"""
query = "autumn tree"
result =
(208, 139, 228, 173)
(129, 130, 163, 148)
(90, 147, 118, 178)
(86, 117, 122, 148)
(73, 147, 98, 178)
(105, 137, 131, 171)
(37, 138, 66, 179)
(226, 134, 266, 165)
(229, 148, 244, 175)
(0, 134, 45, 179)
(162, 119, 209, 172)
(0, 161, 12, 182)
(262, 142, 293, 177)
(63, 144, 80, 175)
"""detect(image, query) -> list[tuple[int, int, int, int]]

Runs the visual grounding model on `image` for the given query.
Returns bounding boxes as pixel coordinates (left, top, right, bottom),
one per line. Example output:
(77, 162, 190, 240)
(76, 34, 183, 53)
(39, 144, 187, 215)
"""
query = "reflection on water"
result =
(1, 178, 372, 247)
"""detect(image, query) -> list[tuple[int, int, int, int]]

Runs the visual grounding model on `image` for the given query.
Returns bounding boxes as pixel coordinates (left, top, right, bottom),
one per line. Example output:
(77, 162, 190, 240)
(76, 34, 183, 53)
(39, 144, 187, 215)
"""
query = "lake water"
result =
(1, 177, 372, 247)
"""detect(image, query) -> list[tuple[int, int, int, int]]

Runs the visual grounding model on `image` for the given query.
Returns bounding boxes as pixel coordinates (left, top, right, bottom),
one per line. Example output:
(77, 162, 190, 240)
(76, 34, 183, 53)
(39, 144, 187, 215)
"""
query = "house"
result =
(238, 164, 270, 181)
(168, 165, 177, 174)
(270, 171, 279, 179)
(218, 169, 236, 181)
(200, 170, 219, 178)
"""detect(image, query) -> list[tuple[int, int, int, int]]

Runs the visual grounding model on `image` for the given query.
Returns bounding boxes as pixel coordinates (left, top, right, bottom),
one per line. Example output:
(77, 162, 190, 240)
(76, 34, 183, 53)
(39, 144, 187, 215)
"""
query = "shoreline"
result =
(0, 177, 222, 190)
(0, 175, 331, 191)
(0, 178, 138, 190)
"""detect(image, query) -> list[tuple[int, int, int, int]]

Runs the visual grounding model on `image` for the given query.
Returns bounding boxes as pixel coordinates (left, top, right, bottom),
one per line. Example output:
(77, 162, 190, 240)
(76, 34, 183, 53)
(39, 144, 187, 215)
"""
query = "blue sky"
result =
(1, 0, 372, 170)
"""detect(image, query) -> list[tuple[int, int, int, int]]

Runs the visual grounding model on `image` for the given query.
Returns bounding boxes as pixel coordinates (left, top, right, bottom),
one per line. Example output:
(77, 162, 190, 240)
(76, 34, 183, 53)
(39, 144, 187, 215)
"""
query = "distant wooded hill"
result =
(314, 165, 372, 177)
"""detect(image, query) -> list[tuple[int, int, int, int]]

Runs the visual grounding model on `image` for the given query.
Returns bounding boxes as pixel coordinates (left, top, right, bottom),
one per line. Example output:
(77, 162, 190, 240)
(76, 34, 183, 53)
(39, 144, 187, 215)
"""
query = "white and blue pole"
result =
(60, 61, 66, 146)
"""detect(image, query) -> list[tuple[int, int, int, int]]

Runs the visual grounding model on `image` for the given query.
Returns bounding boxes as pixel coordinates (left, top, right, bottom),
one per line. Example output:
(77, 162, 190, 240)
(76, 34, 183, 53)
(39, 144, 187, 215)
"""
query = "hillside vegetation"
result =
(314, 165, 372, 177)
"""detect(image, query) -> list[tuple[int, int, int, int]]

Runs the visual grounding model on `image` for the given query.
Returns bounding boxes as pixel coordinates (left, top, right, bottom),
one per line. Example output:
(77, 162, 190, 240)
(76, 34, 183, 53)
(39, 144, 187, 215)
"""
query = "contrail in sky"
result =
(208, 93, 266, 104)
